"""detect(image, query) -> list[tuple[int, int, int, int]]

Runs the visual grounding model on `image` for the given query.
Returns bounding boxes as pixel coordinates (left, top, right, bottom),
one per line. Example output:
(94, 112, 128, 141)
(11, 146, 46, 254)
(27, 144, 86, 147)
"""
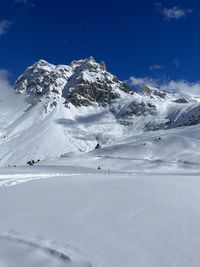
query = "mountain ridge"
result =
(1, 57, 200, 166)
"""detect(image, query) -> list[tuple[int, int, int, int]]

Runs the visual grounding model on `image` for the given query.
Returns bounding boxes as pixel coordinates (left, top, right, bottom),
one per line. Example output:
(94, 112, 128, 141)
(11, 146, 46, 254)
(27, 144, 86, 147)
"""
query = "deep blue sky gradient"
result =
(0, 0, 199, 83)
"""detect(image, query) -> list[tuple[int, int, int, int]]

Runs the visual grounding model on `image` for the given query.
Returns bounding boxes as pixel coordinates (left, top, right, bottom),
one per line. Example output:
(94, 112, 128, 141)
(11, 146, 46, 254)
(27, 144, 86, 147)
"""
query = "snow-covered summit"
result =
(14, 57, 134, 112)
(14, 57, 133, 106)
(15, 59, 72, 96)
(1, 57, 200, 166)
(64, 57, 133, 107)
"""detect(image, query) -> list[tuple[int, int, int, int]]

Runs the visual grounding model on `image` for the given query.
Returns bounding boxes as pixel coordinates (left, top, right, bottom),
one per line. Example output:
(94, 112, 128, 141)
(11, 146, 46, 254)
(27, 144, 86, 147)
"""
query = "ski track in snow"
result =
(1, 159, 200, 188)
(0, 171, 95, 266)
(0, 173, 83, 188)
(0, 232, 92, 267)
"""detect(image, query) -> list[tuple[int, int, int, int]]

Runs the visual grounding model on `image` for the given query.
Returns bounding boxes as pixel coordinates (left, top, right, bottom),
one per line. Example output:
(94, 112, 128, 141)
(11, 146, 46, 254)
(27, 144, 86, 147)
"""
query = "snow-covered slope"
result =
(1, 171, 200, 267)
(1, 57, 200, 167)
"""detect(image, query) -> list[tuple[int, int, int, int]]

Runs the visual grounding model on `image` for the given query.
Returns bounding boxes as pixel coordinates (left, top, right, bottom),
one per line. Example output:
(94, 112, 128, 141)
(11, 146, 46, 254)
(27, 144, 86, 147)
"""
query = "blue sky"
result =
(0, 0, 199, 92)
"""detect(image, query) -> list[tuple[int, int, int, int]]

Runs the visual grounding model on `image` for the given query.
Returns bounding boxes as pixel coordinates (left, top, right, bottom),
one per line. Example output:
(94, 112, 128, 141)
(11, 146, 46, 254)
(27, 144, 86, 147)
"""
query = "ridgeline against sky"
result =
(0, 0, 199, 93)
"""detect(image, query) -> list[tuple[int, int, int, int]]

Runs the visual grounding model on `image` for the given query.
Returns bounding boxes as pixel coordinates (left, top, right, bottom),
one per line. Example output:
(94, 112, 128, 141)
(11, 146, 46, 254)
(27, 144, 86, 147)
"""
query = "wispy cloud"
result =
(0, 20, 12, 36)
(156, 3, 193, 21)
(149, 64, 164, 71)
(128, 76, 160, 89)
(128, 76, 200, 95)
(162, 80, 200, 95)
(0, 70, 13, 99)
(0, 69, 26, 107)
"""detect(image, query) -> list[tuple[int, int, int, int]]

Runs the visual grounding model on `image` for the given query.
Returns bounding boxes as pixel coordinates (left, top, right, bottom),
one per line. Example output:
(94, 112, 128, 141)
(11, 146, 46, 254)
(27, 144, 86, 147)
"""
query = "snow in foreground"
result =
(0, 170, 200, 267)
(0, 234, 89, 267)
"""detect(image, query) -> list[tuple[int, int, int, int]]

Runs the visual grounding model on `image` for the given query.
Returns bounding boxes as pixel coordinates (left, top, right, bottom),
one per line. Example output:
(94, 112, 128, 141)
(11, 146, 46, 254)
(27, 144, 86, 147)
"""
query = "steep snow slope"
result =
(0, 93, 129, 166)
(0, 58, 134, 166)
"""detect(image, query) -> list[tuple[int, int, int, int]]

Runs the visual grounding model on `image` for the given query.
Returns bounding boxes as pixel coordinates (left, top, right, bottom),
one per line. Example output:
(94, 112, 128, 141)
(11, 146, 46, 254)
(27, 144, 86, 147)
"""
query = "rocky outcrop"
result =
(173, 98, 188, 104)
(142, 86, 167, 99)
(166, 105, 200, 128)
(13, 57, 200, 131)
(14, 57, 134, 110)
(64, 57, 134, 107)
(112, 100, 157, 125)
(14, 60, 73, 113)
(14, 60, 72, 98)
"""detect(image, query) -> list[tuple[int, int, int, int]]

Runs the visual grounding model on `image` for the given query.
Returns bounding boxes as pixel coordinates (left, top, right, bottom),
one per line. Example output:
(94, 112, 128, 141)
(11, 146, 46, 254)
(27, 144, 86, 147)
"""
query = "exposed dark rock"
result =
(27, 159, 40, 166)
(13, 57, 200, 133)
(113, 101, 157, 126)
(142, 86, 167, 99)
(173, 98, 188, 104)
(14, 60, 72, 111)
(64, 58, 134, 107)
(95, 143, 101, 150)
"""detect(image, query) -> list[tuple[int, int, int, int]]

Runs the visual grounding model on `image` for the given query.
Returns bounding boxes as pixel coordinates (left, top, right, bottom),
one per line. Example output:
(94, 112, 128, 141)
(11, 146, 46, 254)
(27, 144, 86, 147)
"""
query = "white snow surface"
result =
(0, 168, 200, 267)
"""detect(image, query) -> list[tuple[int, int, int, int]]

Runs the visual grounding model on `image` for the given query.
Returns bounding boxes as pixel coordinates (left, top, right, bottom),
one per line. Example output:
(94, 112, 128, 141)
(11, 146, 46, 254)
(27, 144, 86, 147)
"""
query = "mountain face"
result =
(14, 57, 135, 120)
(1, 57, 200, 166)
(64, 57, 133, 107)
(15, 60, 72, 100)
(15, 57, 133, 108)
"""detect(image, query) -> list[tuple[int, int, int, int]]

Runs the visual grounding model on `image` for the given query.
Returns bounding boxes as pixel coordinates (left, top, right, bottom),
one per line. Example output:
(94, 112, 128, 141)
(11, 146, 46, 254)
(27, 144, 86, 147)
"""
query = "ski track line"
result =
(0, 173, 83, 188)
(0, 232, 92, 267)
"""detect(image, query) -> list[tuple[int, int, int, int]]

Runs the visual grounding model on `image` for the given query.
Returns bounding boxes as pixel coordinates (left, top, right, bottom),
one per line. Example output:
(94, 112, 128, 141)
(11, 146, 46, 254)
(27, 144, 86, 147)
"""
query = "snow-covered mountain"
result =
(1, 57, 200, 167)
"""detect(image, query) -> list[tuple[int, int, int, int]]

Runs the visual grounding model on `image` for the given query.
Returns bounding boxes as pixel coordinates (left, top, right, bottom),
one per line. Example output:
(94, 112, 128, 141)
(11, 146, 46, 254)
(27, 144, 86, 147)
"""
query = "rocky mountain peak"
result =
(14, 57, 135, 110)
(14, 59, 72, 98)
(63, 57, 133, 107)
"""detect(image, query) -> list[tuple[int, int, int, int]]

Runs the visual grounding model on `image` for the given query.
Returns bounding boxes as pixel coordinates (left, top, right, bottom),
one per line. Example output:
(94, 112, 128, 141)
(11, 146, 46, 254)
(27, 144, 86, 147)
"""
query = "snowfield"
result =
(1, 167, 200, 267)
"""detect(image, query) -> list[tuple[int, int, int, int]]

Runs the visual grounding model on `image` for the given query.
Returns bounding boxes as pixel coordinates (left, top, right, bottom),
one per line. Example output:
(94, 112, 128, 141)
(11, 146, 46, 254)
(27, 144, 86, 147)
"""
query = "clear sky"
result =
(0, 0, 199, 89)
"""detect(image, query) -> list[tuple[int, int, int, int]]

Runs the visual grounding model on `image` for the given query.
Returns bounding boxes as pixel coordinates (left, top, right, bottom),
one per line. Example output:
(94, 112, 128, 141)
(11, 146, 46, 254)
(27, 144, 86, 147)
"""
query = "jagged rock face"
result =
(14, 58, 134, 109)
(64, 58, 134, 107)
(166, 105, 200, 128)
(14, 60, 72, 101)
(13, 57, 200, 132)
(112, 100, 157, 126)
(5, 56, 200, 167)
(173, 98, 188, 104)
(122, 101, 156, 117)
(142, 86, 167, 99)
